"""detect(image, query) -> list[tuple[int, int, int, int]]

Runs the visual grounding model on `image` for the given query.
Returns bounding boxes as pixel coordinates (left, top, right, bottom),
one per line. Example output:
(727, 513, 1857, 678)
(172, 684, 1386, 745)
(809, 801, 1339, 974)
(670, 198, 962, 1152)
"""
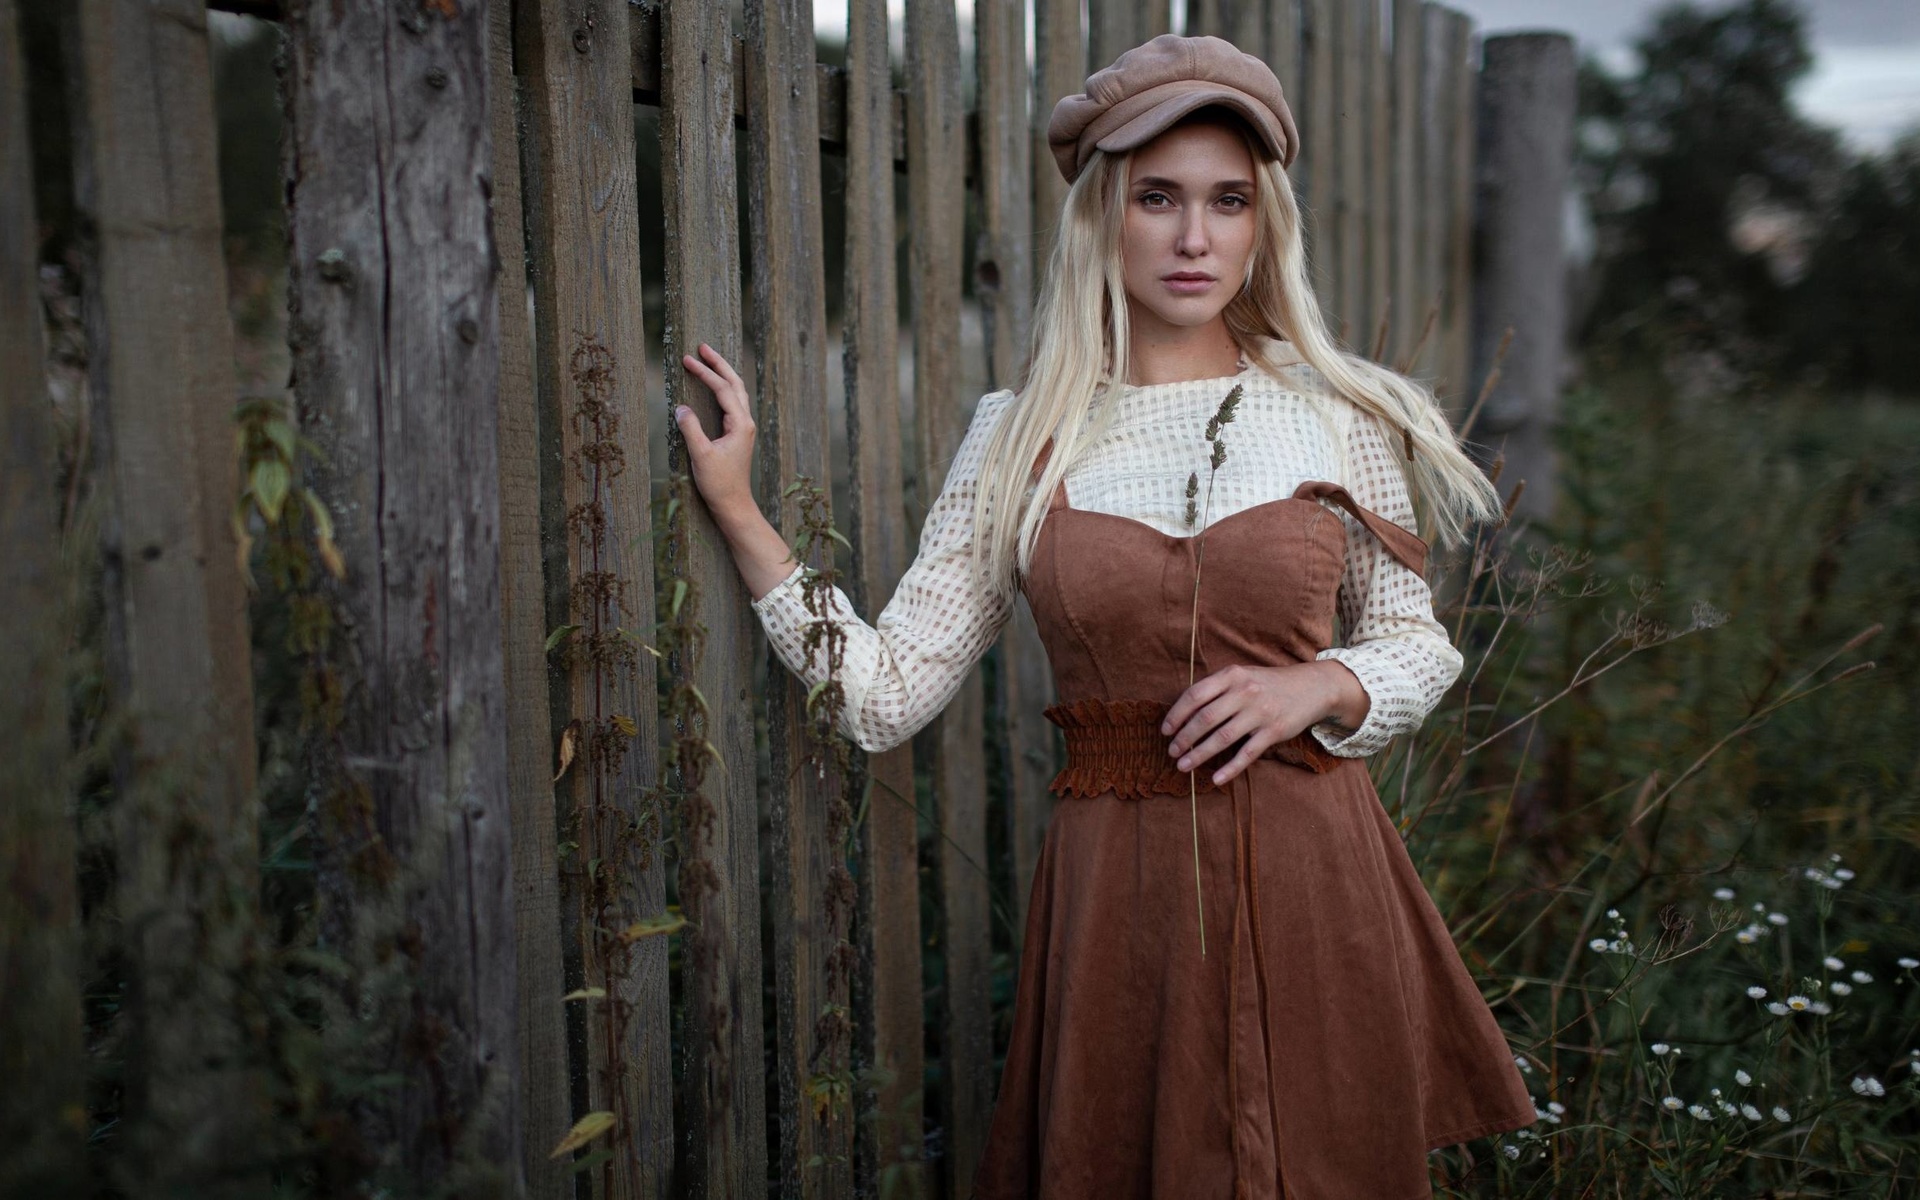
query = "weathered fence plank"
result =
(1470, 32, 1577, 522)
(282, 0, 519, 1185)
(1416, 2, 1453, 382)
(517, 1, 671, 1192)
(65, 0, 264, 1191)
(1390, 0, 1421, 364)
(1440, 8, 1475, 404)
(1032, 0, 1080, 267)
(1090, 0, 1168, 75)
(842, 0, 927, 1193)
(1335, 0, 1366, 338)
(1269, 0, 1301, 91)
(657, 0, 769, 1194)
(1189, 0, 1266, 59)
(1367, 0, 1392, 353)
(906, 0, 992, 1193)
(1302, 0, 1337, 296)
(0, 1, 84, 1190)
(742, 0, 853, 1193)
(485, 6, 569, 1196)
(975, 0, 1054, 944)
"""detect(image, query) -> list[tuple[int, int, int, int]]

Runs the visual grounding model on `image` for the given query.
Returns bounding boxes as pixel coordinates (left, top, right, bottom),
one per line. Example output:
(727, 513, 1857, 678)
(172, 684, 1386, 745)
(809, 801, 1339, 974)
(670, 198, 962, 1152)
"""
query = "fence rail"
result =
(7, 0, 1530, 1196)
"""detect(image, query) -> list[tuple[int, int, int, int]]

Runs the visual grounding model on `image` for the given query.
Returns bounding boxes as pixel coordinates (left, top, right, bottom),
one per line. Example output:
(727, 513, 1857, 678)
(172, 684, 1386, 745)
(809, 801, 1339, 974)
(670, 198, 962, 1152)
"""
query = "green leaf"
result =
(251, 460, 291, 523)
(827, 527, 853, 550)
(545, 623, 580, 653)
(300, 489, 335, 541)
(560, 987, 606, 1002)
(670, 579, 688, 619)
(618, 912, 687, 943)
(549, 1111, 617, 1158)
(568, 1149, 616, 1174)
(263, 417, 296, 462)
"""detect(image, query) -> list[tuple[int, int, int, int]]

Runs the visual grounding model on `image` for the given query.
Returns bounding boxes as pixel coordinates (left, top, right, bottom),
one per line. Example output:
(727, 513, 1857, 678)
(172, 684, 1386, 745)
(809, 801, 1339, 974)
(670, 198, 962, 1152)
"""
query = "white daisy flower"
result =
(1651, 1043, 1671, 1056)
(1741, 1103, 1763, 1121)
(1547, 1101, 1565, 1115)
(1735, 1069, 1753, 1086)
(1752, 902, 1765, 912)
(1712, 887, 1735, 901)
(1736, 928, 1758, 944)
(1823, 956, 1845, 971)
(1803, 867, 1825, 882)
(1716, 1100, 1738, 1115)
(1810, 1000, 1832, 1015)
(1831, 981, 1853, 996)
(1851, 970, 1872, 984)
(1820, 876, 1843, 889)
(1786, 995, 1811, 1011)
(1606, 908, 1619, 919)
(1833, 867, 1854, 880)
(1767, 1001, 1790, 1015)
(1898, 957, 1918, 970)
(1850, 1076, 1885, 1098)
(1502, 1143, 1520, 1159)
(1746, 986, 1767, 999)
(1767, 912, 1789, 926)
(1514, 1054, 1533, 1073)
(1772, 1106, 1792, 1121)
(1687, 1104, 1713, 1120)
(1661, 1096, 1685, 1111)
(1589, 937, 1608, 952)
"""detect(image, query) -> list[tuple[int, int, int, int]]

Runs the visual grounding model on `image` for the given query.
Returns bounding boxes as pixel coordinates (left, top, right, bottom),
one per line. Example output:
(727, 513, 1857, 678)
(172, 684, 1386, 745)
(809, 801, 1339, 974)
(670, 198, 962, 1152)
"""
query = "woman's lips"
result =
(1161, 273, 1217, 294)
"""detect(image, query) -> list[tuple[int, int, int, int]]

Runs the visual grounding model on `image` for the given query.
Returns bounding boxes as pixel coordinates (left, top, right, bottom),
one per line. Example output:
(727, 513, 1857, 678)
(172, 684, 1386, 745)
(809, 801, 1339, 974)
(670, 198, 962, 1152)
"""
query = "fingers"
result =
(1174, 711, 1259, 775)
(1209, 729, 1277, 787)
(1161, 669, 1232, 737)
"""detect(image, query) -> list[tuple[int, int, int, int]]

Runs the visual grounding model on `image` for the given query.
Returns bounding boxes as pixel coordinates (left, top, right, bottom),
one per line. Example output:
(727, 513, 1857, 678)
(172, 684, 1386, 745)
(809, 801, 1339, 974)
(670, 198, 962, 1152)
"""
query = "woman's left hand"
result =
(1160, 661, 1368, 786)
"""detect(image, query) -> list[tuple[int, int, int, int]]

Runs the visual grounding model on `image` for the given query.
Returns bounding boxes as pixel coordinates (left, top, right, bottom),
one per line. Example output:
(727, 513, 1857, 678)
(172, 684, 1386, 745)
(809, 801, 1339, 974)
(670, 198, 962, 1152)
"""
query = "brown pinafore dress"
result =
(971, 443, 1536, 1200)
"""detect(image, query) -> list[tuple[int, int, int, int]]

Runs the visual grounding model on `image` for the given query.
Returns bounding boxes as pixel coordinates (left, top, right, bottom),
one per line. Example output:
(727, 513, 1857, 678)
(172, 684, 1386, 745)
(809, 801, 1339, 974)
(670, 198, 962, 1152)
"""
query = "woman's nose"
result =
(1177, 210, 1209, 256)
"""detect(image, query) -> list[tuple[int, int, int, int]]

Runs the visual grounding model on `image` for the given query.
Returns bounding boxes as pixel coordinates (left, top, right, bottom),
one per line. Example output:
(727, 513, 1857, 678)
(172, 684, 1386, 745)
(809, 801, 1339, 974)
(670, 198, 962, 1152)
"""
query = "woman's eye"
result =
(1138, 191, 1173, 208)
(1216, 194, 1249, 210)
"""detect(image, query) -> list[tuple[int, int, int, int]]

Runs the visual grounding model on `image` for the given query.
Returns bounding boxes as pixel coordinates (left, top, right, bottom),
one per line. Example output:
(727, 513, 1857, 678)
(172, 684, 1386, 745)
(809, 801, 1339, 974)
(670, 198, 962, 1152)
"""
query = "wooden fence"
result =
(3, 0, 1501, 1197)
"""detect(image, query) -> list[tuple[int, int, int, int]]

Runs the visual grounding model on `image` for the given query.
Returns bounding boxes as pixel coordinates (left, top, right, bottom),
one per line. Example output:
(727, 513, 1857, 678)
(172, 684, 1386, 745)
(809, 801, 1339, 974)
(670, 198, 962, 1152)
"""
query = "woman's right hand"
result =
(675, 342, 757, 522)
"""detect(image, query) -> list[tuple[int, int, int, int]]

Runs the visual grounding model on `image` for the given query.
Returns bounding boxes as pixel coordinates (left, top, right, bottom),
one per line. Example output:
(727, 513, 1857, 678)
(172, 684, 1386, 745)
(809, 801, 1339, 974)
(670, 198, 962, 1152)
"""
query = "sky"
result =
(811, 0, 1920, 152)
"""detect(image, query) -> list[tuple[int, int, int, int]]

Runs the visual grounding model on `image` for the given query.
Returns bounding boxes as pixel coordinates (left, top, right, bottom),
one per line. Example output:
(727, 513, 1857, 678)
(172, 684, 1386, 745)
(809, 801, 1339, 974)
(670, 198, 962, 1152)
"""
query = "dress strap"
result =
(1031, 436, 1069, 513)
(1290, 479, 1430, 581)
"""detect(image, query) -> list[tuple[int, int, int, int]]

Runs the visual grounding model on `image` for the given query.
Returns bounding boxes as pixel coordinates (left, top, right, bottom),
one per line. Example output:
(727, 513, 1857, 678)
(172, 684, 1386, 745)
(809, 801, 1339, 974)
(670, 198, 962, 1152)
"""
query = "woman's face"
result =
(1118, 117, 1259, 336)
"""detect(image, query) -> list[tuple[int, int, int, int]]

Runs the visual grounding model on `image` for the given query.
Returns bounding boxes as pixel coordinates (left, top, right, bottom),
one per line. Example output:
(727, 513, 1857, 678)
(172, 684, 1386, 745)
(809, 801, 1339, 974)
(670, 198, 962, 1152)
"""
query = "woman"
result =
(674, 33, 1536, 1200)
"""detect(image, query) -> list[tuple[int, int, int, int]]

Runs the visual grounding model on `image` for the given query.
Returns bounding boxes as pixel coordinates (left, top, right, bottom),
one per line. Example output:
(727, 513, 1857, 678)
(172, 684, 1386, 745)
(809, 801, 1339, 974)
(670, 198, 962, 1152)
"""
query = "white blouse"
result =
(748, 353, 1464, 759)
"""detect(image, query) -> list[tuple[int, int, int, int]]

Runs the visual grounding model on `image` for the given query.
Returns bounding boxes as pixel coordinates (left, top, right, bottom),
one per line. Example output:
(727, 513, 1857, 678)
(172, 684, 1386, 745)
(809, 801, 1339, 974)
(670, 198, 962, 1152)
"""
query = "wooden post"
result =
(1302, 0, 1337, 302)
(517, 0, 671, 1192)
(1033, 0, 1081, 270)
(1438, 8, 1475, 407)
(0, 1, 84, 1190)
(1188, 0, 1266, 59)
(907, 0, 992, 1194)
(1470, 32, 1576, 522)
(282, 0, 520, 1184)
(1388, 0, 1419, 364)
(485, 6, 569, 1196)
(843, 1, 927, 1191)
(659, 0, 768, 1194)
(64, 0, 263, 1191)
(1091, 0, 1169, 75)
(1269, 0, 1301, 91)
(742, 0, 853, 1193)
(1366, 0, 1391, 356)
(1336, 0, 1367, 340)
(1414, 2, 1451, 382)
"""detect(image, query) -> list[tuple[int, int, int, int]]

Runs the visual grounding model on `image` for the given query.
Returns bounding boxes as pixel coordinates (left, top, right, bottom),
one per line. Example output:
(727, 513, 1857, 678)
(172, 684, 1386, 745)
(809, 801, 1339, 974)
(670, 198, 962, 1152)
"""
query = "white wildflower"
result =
(1661, 1095, 1684, 1111)
(1716, 1100, 1738, 1115)
(1651, 1043, 1672, 1056)
(1810, 1000, 1832, 1014)
(1830, 981, 1853, 996)
(1824, 955, 1845, 970)
(1820, 876, 1843, 889)
(1688, 1104, 1713, 1120)
(1741, 1103, 1763, 1121)
(1736, 927, 1758, 944)
(1766, 1001, 1790, 1015)
(1589, 937, 1609, 952)
(1850, 1076, 1885, 1098)
(1735, 1069, 1753, 1086)
(1833, 867, 1854, 880)
(1501, 1143, 1520, 1160)
(1606, 908, 1619, 919)
(1785, 995, 1811, 1011)
(1712, 887, 1735, 901)
(1767, 912, 1789, 926)
(1746, 986, 1767, 999)
(1514, 1054, 1533, 1074)
(1771, 1105, 1792, 1122)
(1547, 1101, 1565, 1115)
(1898, 957, 1918, 970)
(1851, 970, 1872, 984)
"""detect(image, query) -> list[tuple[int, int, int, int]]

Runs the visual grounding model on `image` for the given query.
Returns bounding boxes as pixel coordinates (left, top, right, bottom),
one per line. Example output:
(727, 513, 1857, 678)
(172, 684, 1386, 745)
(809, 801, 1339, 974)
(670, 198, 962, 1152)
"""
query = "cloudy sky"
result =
(812, 0, 1920, 151)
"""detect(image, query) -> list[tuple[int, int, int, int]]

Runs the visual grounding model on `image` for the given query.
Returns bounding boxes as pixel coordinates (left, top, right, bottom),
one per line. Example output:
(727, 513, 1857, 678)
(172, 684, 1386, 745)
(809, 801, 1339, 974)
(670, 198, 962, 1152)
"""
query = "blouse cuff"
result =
(749, 560, 809, 618)
(1308, 649, 1403, 758)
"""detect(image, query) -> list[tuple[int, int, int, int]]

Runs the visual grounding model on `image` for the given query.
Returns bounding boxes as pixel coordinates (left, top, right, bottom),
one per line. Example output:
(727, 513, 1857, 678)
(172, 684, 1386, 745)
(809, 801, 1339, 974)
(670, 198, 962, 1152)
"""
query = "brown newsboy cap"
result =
(1047, 34, 1300, 185)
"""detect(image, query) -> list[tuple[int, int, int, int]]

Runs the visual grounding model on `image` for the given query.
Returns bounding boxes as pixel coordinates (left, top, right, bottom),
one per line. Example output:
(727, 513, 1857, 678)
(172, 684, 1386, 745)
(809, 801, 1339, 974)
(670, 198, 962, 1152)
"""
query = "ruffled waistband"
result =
(1041, 696, 1339, 799)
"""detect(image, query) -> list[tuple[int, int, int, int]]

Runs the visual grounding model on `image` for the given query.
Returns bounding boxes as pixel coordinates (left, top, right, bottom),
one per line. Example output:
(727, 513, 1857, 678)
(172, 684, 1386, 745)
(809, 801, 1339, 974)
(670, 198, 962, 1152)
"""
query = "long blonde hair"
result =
(967, 117, 1504, 604)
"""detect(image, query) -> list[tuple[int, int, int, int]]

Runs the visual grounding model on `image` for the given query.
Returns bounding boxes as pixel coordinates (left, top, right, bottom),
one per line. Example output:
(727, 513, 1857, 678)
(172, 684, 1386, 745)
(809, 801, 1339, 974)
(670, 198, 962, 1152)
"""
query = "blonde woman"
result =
(675, 33, 1535, 1200)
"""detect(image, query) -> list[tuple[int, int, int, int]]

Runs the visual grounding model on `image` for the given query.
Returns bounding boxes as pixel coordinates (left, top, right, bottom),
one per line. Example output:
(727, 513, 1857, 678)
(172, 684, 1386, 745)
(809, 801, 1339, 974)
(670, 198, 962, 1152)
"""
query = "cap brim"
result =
(1092, 84, 1289, 165)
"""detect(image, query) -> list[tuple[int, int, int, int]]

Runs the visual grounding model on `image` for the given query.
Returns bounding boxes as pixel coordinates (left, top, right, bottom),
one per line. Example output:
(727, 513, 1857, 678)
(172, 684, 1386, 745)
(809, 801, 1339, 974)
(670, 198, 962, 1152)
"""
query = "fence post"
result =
(906, 0, 993, 1193)
(1302, 0, 1337, 302)
(1032, 0, 1080, 270)
(64, 0, 264, 1191)
(484, 6, 570, 1196)
(843, 0, 927, 1190)
(1189, 0, 1266, 59)
(1390, 0, 1421, 364)
(1438, 9, 1476, 408)
(282, 0, 520, 1186)
(0, 1, 84, 1190)
(1470, 32, 1576, 523)
(658, 0, 769, 1194)
(741, 0, 854, 1192)
(1414, 2, 1453, 383)
(1090, 0, 1169, 76)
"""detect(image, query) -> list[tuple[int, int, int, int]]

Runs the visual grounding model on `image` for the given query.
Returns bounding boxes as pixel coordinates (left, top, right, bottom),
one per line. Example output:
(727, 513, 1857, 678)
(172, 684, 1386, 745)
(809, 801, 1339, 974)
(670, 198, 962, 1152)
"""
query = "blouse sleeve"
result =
(749, 389, 1018, 754)
(1308, 404, 1465, 757)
